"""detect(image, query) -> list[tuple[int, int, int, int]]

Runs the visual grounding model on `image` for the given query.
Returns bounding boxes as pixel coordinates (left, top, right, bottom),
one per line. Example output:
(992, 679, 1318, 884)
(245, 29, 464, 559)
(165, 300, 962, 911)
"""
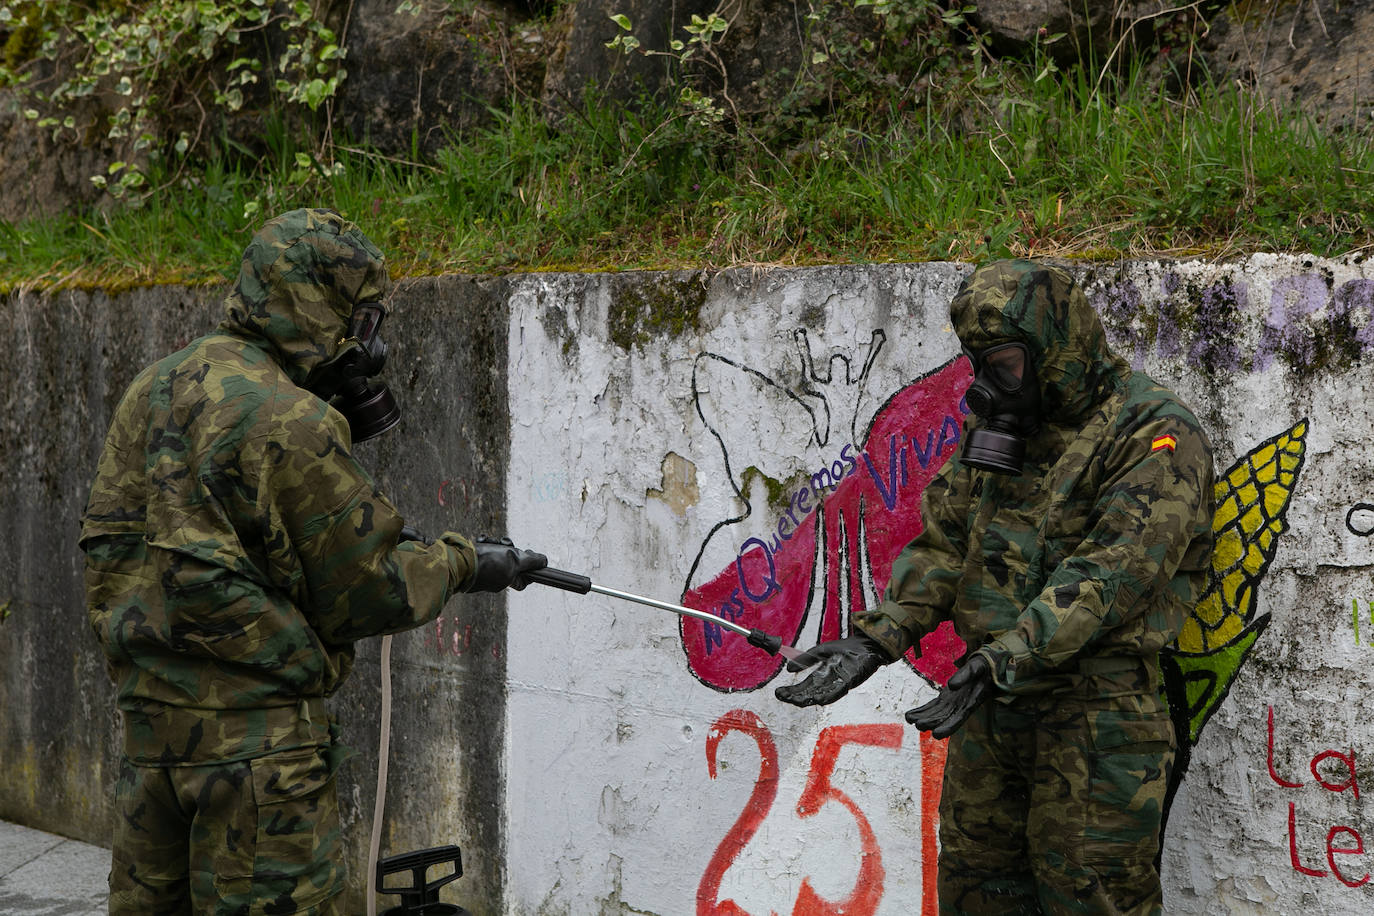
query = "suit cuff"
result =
(438, 532, 478, 592)
(979, 632, 1032, 690)
(852, 608, 913, 661)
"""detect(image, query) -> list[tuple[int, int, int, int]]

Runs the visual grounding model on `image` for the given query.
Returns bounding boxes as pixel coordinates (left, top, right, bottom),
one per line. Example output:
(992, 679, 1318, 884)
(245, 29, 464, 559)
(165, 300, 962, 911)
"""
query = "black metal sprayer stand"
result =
(377, 846, 471, 916)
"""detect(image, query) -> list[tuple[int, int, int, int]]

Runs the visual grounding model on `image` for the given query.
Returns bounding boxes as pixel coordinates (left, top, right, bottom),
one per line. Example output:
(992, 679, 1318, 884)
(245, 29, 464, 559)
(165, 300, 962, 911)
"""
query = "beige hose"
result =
(366, 634, 393, 916)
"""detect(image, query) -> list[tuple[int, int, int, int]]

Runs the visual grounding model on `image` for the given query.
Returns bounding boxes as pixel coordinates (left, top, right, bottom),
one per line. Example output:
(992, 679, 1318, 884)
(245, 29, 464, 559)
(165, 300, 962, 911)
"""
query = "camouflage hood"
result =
(950, 259, 1129, 424)
(220, 208, 390, 389)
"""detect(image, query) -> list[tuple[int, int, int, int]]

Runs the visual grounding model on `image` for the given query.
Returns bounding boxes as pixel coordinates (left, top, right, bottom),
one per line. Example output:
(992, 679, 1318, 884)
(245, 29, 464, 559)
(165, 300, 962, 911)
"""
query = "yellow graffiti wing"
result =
(1174, 419, 1308, 654)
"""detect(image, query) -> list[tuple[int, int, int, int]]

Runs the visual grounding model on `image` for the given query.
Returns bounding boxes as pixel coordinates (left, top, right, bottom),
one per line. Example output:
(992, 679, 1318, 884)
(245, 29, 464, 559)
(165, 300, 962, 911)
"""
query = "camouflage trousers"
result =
(109, 744, 345, 915)
(936, 684, 1174, 916)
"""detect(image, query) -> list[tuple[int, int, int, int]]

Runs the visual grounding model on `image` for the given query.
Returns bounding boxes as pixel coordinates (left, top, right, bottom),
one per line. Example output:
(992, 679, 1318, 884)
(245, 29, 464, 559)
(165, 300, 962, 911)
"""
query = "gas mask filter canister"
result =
(331, 303, 402, 442)
(961, 342, 1040, 475)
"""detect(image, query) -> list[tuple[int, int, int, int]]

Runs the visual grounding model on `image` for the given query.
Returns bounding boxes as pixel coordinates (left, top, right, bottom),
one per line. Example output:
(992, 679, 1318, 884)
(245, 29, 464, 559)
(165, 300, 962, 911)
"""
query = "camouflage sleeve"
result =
(80, 367, 155, 640)
(263, 403, 477, 645)
(980, 410, 1214, 690)
(853, 456, 970, 659)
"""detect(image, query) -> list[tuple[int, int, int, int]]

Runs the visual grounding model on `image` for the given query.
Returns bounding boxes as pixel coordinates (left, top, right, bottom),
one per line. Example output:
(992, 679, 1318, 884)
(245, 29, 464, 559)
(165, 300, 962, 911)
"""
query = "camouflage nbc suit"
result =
(80, 209, 478, 915)
(854, 260, 1215, 915)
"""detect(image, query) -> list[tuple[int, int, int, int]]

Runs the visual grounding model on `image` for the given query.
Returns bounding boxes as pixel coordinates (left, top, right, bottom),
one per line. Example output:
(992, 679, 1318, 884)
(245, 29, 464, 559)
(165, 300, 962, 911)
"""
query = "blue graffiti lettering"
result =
(862, 434, 902, 511)
(911, 429, 937, 469)
(703, 620, 724, 655)
(729, 441, 861, 592)
(737, 537, 782, 602)
(840, 442, 858, 477)
(938, 414, 962, 454)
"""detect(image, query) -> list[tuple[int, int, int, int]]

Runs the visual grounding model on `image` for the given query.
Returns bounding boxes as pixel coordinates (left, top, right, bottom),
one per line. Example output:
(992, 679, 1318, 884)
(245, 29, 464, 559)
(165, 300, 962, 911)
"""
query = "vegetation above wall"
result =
(1, 0, 1372, 292)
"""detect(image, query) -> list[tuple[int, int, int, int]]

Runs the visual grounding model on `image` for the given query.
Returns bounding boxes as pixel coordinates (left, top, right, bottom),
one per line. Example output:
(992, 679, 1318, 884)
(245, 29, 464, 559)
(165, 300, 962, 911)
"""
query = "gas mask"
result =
(315, 303, 402, 442)
(960, 342, 1041, 475)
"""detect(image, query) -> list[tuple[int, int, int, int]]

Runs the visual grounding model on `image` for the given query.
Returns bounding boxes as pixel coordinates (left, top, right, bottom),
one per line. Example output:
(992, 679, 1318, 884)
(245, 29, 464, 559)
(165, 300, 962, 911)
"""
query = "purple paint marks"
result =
(1092, 268, 1374, 373)
(1156, 273, 1185, 360)
(1091, 278, 1149, 369)
(1333, 279, 1374, 355)
(1255, 273, 1331, 371)
(1187, 279, 1247, 373)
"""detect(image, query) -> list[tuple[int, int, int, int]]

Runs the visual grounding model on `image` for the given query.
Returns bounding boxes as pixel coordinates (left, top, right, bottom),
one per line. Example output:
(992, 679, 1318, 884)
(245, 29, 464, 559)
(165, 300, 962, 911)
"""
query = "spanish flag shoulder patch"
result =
(1151, 434, 1178, 452)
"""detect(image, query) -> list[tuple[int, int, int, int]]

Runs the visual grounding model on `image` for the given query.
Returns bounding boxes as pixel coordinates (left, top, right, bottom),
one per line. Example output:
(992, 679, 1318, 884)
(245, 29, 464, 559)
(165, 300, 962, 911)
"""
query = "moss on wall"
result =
(607, 273, 708, 352)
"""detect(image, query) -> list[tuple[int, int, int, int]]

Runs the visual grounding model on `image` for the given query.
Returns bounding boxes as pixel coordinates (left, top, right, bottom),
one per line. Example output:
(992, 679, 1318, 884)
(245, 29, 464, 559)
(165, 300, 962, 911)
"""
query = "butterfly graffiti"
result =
(676, 333, 1308, 912)
(679, 330, 971, 692)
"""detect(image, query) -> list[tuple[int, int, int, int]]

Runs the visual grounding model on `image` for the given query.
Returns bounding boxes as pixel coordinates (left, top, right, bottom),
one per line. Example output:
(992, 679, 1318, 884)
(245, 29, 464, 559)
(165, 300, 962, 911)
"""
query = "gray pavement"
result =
(0, 820, 109, 915)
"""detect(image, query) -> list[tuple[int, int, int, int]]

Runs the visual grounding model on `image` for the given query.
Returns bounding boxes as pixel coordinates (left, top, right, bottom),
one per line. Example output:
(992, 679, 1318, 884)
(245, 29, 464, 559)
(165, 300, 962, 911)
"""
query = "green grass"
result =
(3, 60, 1373, 293)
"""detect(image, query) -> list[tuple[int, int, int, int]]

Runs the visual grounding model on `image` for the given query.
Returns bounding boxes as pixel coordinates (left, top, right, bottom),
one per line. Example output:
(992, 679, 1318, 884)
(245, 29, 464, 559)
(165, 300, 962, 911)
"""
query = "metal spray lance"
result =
(526, 567, 805, 662)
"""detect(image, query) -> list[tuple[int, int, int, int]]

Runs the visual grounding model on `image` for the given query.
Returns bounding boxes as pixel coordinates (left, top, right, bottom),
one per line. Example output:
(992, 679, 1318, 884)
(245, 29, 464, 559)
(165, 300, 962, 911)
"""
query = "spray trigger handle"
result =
(526, 566, 592, 594)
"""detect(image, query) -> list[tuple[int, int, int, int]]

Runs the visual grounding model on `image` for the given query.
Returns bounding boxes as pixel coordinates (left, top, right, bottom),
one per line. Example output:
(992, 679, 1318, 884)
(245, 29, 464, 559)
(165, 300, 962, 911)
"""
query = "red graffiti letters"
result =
(698, 710, 779, 916)
(792, 724, 903, 915)
(1268, 705, 1370, 888)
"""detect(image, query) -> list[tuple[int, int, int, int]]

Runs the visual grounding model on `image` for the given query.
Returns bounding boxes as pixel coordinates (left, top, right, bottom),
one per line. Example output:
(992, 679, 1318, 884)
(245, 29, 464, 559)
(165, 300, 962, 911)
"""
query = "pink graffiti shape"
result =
(681, 359, 972, 691)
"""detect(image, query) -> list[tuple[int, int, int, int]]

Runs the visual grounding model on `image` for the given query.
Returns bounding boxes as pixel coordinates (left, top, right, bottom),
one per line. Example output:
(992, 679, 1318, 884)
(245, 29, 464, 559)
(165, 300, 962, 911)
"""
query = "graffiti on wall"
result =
(671, 318, 1310, 913)
(678, 330, 966, 914)
(679, 331, 970, 694)
(1268, 704, 1374, 888)
(1346, 506, 1374, 646)
(696, 710, 946, 916)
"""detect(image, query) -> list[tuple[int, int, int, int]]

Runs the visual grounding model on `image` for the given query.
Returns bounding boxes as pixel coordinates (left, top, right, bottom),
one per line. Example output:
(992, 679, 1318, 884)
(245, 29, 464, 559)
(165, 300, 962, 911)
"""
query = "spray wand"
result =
(526, 567, 804, 663)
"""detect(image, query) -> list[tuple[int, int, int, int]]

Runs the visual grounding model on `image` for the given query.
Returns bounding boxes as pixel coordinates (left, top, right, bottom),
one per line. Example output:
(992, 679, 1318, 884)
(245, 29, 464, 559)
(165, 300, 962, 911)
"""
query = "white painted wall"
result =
(502, 256, 1374, 915)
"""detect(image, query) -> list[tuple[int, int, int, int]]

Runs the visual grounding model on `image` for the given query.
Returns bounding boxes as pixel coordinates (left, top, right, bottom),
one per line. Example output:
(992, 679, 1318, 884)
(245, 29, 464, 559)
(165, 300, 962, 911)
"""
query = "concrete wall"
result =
(4, 254, 1374, 913)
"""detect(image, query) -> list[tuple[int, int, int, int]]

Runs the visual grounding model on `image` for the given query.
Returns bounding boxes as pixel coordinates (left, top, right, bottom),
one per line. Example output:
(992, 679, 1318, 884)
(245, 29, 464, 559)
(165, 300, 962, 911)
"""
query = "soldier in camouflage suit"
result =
(80, 208, 546, 915)
(776, 260, 1214, 915)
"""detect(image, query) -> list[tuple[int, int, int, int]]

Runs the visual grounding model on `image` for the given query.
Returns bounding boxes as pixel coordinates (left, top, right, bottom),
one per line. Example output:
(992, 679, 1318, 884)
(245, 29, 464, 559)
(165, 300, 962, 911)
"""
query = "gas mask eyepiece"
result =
(961, 342, 1040, 475)
(330, 303, 401, 443)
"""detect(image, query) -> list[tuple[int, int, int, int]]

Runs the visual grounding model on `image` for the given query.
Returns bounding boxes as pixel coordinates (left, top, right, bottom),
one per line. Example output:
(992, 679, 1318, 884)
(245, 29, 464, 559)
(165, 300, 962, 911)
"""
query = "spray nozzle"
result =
(746, 629, 783, 655)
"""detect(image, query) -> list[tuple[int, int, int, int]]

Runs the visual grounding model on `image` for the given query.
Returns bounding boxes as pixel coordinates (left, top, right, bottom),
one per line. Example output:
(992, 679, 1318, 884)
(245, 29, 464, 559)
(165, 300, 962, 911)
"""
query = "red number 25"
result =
(696, 709, 906, 916)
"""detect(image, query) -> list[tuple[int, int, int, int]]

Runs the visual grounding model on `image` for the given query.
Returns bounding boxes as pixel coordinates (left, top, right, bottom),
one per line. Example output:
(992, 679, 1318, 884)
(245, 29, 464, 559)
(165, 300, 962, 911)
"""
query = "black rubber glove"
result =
(904, 654, 993, 739)
(774, 634, 890, 707)
(465, 536, 548, 593)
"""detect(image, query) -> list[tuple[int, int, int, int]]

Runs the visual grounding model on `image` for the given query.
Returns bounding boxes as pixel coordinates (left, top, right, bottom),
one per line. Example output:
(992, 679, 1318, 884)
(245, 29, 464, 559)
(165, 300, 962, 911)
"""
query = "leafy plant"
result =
(0, 0, 346, 199)
(607, 0, 988, 151)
